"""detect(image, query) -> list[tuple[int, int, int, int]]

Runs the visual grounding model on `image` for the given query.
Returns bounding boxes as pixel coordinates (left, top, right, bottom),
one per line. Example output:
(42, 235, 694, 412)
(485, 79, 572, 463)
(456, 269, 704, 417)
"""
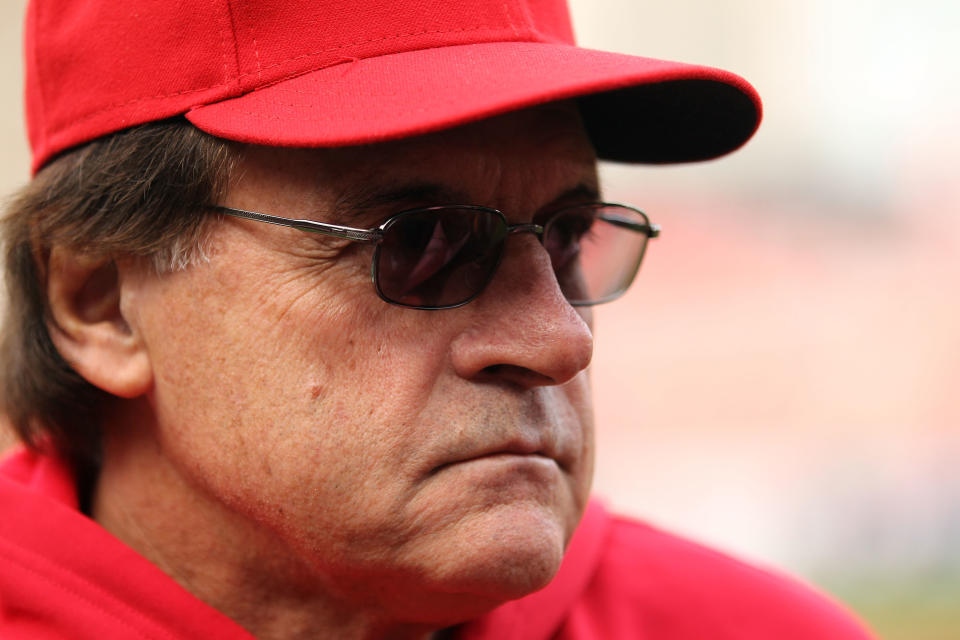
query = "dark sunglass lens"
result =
(544, 204, 651, 305)
(375, 208, 507, 308)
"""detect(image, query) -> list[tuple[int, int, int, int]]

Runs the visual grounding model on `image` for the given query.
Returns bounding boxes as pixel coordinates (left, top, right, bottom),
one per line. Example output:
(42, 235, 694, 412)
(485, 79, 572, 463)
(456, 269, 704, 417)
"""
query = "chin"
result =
(334, 499, 580, 627)
(426, 500, 573, 603)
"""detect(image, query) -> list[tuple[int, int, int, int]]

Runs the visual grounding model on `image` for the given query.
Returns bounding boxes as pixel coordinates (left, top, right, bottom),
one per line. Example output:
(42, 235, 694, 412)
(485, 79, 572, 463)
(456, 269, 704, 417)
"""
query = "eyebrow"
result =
(547, 183, 602, 209)
(332, 182, 470, 222)
(331, 180, 602, 224)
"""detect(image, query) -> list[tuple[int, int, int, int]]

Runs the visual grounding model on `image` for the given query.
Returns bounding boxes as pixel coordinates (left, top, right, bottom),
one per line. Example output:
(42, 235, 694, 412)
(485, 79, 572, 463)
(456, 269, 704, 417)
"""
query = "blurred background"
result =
(1, 1, 958, 638)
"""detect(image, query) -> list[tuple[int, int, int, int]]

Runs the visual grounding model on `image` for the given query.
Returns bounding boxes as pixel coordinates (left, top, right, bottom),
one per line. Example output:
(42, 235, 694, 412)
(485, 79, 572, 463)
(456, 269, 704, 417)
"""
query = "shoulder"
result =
(566, 510, 875, 639)
(458, 501, 875, 640)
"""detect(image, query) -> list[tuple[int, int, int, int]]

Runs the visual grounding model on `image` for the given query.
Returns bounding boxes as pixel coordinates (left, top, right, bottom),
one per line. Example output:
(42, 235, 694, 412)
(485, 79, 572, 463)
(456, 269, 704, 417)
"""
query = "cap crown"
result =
(26, 0, 575, 171)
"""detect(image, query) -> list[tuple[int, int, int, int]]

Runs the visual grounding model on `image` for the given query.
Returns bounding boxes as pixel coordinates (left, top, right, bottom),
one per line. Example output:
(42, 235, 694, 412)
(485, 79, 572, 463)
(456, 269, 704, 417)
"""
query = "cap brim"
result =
(186, 41, 761, 164)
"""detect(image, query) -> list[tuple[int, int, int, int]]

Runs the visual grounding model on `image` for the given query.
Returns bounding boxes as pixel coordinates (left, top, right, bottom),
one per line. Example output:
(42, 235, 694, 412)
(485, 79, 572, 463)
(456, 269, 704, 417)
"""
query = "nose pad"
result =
(485, 221, 553, 301)
(506, 222, 545, 238)
(500, 228, 570, 304)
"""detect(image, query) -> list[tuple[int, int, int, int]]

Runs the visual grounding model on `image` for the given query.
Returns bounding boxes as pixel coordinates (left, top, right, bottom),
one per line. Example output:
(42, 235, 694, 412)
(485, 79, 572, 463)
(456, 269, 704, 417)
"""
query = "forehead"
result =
(228, 104, 599, 217)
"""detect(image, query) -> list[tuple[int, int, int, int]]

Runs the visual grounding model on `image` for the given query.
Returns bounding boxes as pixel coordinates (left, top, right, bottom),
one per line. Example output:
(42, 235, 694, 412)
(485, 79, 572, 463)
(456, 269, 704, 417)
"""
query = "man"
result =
(0, 0, 873, 638)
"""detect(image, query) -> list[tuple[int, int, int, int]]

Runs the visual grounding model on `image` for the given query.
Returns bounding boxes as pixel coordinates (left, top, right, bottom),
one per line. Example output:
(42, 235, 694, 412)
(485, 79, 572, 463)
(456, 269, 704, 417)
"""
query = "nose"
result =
(450, 236, 594, 388)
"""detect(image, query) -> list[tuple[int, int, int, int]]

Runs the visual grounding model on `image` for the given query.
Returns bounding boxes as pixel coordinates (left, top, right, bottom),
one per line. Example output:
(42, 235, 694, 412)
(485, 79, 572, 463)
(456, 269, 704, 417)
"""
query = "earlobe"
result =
(45, 248, 153, 399)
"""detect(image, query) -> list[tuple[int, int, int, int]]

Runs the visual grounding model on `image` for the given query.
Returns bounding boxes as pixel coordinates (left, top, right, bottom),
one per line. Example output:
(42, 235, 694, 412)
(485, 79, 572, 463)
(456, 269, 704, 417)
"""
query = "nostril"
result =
(478, 363, 556, 387)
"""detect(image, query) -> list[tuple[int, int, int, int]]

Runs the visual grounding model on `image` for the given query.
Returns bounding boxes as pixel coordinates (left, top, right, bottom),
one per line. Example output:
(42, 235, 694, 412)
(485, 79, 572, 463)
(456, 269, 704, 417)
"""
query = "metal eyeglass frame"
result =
(213, 203, 660, 309)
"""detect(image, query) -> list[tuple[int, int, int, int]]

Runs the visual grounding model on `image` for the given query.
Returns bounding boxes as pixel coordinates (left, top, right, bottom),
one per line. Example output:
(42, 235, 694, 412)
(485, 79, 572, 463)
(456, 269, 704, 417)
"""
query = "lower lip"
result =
(441, 453, 560, 477)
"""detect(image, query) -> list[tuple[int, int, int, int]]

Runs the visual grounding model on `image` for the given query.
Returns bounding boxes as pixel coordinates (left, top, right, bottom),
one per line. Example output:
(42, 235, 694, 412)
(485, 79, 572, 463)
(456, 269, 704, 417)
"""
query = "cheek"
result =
(130, 242, 596, 601)
(136, 253, 458, 543)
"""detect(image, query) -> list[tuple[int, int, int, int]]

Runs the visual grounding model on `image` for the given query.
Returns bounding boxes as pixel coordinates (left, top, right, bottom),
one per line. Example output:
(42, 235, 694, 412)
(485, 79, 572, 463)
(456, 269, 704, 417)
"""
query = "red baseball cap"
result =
(25, 0, 762, 174)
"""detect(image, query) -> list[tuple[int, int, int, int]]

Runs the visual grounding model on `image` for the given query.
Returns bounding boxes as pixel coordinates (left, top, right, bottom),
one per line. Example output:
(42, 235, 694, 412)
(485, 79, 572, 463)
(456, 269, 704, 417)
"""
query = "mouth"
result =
(430, 439, 562, 476)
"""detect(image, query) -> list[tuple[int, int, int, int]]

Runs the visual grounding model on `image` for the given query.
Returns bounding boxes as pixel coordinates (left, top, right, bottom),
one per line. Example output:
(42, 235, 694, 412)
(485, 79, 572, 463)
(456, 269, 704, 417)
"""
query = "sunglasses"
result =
(215, 202, 659, 310)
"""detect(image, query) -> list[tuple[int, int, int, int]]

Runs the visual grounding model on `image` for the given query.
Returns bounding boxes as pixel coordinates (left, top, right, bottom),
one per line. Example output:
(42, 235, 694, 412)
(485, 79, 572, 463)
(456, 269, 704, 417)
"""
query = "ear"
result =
(45, 248, 152, 399)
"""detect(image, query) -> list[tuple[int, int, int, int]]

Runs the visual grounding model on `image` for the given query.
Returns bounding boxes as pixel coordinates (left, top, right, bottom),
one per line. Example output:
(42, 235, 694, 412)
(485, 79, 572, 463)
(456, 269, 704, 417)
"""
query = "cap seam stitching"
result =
(222, 0, 245, 87)
(514, 0, 547, 42)
(252, 32, 263, 82)
(501, 1, 521, 37)
(234, 0, 263, 83)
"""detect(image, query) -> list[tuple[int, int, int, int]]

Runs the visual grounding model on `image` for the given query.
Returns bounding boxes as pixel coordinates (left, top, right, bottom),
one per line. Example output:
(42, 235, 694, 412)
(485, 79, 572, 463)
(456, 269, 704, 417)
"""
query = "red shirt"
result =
(0, 447, 873, 639)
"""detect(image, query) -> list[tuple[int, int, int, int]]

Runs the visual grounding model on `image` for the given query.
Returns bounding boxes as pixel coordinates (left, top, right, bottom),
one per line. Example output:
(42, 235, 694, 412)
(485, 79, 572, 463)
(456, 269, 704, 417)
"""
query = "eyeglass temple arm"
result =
(214, 206, 383, 243)
(598, 212, 661, 238)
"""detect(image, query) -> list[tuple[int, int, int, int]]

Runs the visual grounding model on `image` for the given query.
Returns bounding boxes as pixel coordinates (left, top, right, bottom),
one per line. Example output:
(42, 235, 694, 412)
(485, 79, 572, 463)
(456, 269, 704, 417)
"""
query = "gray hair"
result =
(0, 119, 236, 474)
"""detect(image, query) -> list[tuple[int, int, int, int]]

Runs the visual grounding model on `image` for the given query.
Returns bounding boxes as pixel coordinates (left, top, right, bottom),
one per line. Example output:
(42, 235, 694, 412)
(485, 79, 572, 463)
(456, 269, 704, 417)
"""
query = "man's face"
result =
(122, 106, 598, 622)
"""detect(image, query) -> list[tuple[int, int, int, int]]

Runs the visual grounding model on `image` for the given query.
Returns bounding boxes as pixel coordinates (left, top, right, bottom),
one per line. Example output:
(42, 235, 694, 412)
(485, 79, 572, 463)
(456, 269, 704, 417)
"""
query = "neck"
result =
(91, 405, 448, 640)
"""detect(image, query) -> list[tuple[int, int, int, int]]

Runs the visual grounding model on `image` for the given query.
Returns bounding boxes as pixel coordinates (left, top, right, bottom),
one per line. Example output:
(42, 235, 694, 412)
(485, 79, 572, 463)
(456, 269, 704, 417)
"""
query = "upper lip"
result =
(423, 390, 576, 476)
